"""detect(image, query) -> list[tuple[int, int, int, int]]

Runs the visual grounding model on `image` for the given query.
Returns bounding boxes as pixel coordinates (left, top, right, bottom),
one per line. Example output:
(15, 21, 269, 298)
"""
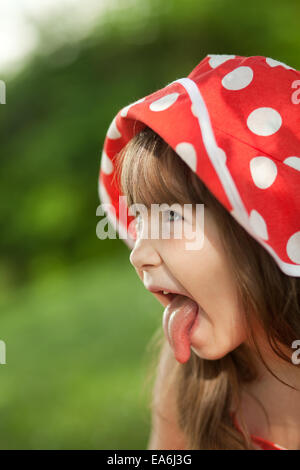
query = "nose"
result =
(129, 238, 162, 271)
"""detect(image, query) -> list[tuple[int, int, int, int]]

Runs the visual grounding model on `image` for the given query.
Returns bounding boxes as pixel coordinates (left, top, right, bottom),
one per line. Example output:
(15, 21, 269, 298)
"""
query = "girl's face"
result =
(129, 204, 248, 360)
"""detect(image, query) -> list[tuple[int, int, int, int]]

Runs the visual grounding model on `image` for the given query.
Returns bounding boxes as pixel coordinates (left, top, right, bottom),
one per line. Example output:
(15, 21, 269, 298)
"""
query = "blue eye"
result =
(164, 210, 183, 222)
(134, 209, 183, 233)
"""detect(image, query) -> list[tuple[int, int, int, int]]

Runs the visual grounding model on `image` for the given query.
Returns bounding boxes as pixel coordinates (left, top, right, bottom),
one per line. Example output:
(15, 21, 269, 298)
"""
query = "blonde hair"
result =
(114, 125, 300, 450)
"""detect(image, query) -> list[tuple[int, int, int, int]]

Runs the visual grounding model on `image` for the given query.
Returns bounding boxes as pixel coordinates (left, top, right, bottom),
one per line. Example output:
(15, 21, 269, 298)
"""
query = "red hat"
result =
(98, 54, 300, 277)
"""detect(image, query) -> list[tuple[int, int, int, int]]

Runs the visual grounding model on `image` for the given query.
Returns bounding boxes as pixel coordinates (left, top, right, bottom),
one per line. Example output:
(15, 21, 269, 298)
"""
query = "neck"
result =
(237, 334, 300, 449)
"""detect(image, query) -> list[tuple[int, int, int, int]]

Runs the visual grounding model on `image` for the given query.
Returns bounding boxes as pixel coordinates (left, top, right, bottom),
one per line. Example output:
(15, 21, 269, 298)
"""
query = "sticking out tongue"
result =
(162, 294, 199, 364)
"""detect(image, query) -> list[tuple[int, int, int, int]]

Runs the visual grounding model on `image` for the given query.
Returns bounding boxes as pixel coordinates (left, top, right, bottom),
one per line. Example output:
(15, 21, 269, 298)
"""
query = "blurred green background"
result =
(0, 0, 299, 449)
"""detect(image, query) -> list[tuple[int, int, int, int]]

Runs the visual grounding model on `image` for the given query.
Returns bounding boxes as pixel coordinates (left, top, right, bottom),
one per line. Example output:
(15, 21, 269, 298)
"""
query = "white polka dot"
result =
(107, 116, 122, 139)
(120, 97, 146, 117)
(283, 156, 300, 172)
(149, 93, 179, 112)
(207, 54, 236, 68)
(287, 231, 300, 264)
(247, 107, 282, 136)
(101, 150, 113, 175)
(266, 57, 295, 71)
(175, 142, 197, 172)
(249, 210, 269, 240)
(221, 66, 254, 90)
(250, 156, 278, 189)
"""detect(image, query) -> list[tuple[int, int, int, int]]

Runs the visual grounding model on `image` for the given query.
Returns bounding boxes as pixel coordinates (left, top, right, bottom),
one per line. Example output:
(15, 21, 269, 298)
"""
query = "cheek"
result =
(163, 234, 204, 263)
(220, 307, 248, 342)
(190, 306, 248, 360)
(190, 275, 248, 356)
(159, 238, 189, 270)
(214, 303, 248, 355)
(208, 281, 247, 336)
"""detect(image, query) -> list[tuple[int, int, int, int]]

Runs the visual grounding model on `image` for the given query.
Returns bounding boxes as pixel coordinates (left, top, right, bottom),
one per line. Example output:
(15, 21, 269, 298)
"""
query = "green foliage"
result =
(0, 252, 162, 449)
(0, 0, 299, 449)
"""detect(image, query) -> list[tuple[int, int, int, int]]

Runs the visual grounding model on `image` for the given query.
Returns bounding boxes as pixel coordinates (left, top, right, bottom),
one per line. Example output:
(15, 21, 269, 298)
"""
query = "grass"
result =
(0, 248, 163, 449)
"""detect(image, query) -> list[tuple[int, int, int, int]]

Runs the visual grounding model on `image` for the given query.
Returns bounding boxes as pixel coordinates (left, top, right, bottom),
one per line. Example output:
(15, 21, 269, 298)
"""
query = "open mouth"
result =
(148, 287, 199, 308)
(159, 291, 177, 302)
(151, 290, 178, 304)
(157, 290, 198, 305)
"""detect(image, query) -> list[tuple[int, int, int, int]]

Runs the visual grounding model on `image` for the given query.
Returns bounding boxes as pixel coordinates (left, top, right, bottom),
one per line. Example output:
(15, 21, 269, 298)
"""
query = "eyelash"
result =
(135, 210, 183, 230)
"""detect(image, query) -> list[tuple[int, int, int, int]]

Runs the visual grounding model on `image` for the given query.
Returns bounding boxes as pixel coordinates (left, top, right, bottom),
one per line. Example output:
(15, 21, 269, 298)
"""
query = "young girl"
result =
(98, 54, 300, 450)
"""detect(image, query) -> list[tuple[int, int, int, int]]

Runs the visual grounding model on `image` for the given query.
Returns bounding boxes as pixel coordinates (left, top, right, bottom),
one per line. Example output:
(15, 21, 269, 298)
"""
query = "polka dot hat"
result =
(98, 54, 300, 277)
